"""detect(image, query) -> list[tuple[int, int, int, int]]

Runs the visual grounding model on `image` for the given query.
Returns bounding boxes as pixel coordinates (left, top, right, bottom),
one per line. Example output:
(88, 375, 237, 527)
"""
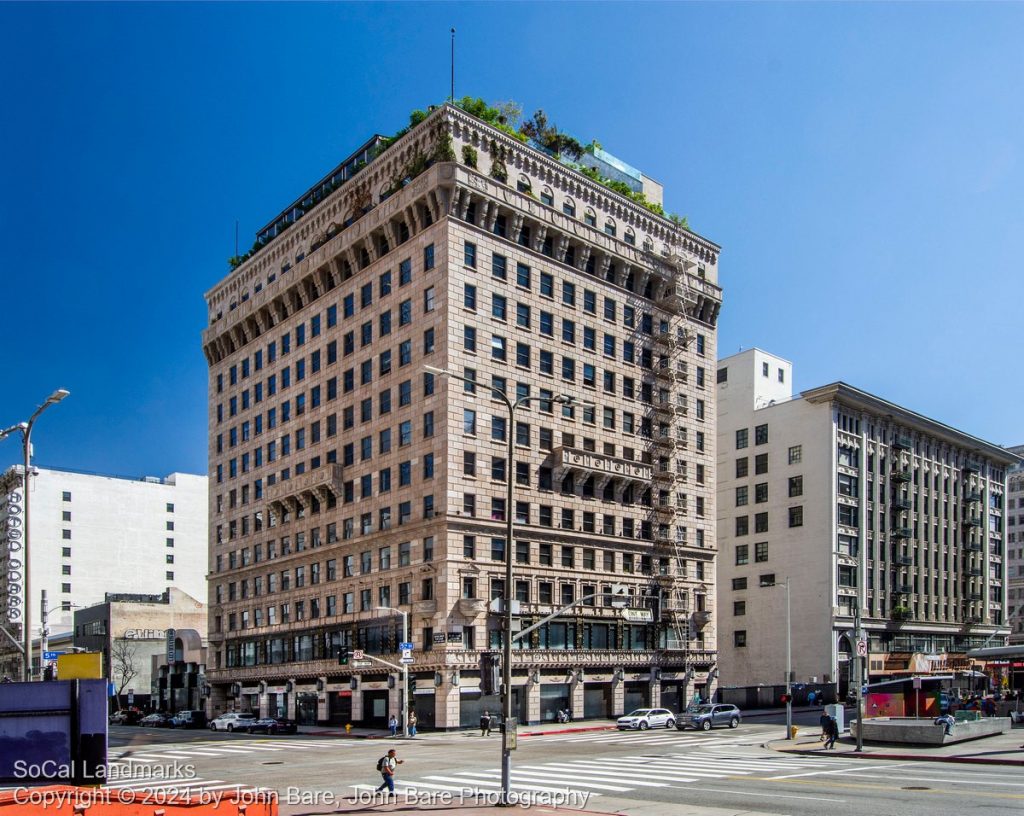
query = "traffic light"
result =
(780, 693, 791, 704)
(339, 652, 349, 665)
(481, 653, 500, 695)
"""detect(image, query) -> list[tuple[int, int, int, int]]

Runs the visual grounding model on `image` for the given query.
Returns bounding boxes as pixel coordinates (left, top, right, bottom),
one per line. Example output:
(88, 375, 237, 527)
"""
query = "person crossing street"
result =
(375, 748, 403, 799)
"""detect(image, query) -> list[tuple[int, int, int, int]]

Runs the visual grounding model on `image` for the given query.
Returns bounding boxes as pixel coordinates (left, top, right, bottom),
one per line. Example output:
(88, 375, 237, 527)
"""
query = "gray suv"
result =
(676, 703, 741, 731)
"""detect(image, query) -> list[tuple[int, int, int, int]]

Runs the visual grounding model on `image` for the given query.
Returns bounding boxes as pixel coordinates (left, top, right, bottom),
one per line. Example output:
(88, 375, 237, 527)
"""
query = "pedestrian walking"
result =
(408, 710, 417, 738)
(480, 710, 492, 737)
(823, 716, 839, 749)
(808, 690, 817, 706)
(375, 748, 403, 798)
(388, 714, 398, 737)
(819, 708, 830, 742)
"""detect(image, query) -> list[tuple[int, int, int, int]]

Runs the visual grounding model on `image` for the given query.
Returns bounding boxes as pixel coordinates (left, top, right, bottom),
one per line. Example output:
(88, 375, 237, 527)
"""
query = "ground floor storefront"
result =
(208, 652, 716, 730)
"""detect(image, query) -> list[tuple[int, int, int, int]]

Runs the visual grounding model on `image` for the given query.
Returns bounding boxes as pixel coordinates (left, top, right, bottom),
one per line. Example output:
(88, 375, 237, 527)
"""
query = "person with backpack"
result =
(375, 748, 403, 797)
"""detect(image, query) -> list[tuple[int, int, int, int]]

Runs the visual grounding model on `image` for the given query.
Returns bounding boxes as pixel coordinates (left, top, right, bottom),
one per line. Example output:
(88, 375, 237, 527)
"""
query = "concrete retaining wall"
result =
(851, 716, 1010, 745)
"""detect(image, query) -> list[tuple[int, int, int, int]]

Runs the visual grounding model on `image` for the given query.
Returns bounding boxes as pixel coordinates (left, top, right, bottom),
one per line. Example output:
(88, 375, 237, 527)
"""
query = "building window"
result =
(755, 512, 768, 533)
(755, 424, 768, 445)
(736, 429, 748, 450)
(736, 486, 748, 506)
(789, 507, 804, 528)
(732, 577, 747, 590)
(755, 453, 768, 475)
(733, 601, 746, 616)
(755, 541, 768, 562)
(735, 544, 749, 565)
(736, 457, 748, 478)
(759, 573, 776, 587)
(734, 630, 747, 647)
(788, 476, 803, 497)
(736, 516, 749, 537)
(62, 492, 71, 502)
(464, 241, 477, 268)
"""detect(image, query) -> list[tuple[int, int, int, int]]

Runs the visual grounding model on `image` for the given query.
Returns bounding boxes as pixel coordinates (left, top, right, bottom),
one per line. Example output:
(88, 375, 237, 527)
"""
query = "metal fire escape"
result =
(649, 248, 700, 652)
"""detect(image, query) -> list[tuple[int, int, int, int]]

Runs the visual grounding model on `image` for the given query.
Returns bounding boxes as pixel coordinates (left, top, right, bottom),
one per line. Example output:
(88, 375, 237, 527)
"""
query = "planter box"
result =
(851, 715, 1010, 745)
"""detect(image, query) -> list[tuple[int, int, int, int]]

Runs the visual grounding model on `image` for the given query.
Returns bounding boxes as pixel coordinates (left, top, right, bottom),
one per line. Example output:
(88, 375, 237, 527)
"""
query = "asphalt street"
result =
(106, 720, 1024, 816)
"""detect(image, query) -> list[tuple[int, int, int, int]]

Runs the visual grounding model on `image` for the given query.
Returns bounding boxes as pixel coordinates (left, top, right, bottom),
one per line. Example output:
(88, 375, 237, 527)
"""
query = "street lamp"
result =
(425, 365, 584, 806)
(1, 388, 70, 681)
(769, 578, 793, 740)
(376, 605, 409, 738)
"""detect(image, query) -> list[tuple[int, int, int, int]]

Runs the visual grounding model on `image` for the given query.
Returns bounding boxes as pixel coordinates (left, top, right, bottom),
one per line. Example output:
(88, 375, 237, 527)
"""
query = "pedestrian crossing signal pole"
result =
(784, 577, 792, 740)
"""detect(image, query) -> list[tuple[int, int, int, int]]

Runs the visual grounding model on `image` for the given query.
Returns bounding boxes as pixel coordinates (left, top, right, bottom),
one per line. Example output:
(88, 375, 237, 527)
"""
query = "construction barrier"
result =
(0, 786, 277, 816)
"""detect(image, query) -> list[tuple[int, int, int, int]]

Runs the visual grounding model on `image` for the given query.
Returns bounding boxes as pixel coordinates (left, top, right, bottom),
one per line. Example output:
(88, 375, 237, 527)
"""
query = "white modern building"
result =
(715, 349, 1016, 698)
(1007, 445, 1024, 645)
(0, 467, 208, 676)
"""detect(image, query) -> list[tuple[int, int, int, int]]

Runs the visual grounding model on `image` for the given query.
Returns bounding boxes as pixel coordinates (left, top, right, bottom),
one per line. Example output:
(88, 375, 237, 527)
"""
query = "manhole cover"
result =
(902, 786, 930, 791)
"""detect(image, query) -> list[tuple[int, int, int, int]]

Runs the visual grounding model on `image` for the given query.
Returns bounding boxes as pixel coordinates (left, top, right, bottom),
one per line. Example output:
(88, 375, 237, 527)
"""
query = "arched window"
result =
(584, 208, 597, 227)
(540, 186, 554, 206)
(563, 197, 577, 218)
(624, 228, 636, 246)
(517, 174, 532, 194)
(604, 218, 617, 237)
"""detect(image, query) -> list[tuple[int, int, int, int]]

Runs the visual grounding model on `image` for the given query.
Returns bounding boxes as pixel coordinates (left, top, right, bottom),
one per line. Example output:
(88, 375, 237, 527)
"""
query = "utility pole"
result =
(40, 589, 49, 673)
(785, 577, 792, 740)
(854, 602, 865, 751)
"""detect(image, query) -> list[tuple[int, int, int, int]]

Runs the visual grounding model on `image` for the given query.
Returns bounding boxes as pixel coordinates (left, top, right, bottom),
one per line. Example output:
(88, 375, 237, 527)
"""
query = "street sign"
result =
(856, 639, 868, 658)
(912, 677, 922, 690)
(400, 657, 415, 665)
(503, 715, 518, 751)
(166, 628, 176, 664)
(401, 649, 412, 660)
(43, 651, 63, 660)
(127, 691, 134, 704)
(352, 659, 372, 668)
(352, 649, 365, 660)
(399, 642, 413, 651)
(609, 584, 629, 608)
(621, 608, 653, 623)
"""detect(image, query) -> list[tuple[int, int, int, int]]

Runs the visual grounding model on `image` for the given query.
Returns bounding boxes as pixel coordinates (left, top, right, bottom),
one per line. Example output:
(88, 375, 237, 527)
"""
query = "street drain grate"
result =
(902, 786, 930, 790)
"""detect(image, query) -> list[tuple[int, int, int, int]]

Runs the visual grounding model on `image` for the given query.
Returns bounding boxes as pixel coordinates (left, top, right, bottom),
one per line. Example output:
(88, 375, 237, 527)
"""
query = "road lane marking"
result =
(768, 761, 914, 780)
(843, 773, 1024, 787)
(695, 786, 846, 802)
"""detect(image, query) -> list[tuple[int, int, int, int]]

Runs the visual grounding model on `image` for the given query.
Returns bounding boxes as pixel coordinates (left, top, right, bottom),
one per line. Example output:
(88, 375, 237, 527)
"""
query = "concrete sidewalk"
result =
(767, 723, 1024, 766)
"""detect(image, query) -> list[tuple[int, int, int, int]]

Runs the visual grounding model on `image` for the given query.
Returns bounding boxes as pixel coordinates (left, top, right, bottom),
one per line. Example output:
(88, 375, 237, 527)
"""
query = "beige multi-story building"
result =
(715, 349, 1016, 698)
(1007, 445, 1024, 645)
(201, 103, 722, 728)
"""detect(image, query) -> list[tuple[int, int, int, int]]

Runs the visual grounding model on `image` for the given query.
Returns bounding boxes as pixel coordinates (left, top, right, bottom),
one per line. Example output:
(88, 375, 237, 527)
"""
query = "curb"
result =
(765, 741, 1024, 767)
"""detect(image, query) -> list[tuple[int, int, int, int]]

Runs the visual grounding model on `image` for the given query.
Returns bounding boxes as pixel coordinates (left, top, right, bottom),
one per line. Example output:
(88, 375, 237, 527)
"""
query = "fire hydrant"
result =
(790, 726, 798, 739)
(346, 723, 352, 734)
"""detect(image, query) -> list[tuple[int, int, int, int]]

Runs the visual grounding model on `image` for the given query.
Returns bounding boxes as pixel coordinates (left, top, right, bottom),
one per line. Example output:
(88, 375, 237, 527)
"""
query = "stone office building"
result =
(716, 349, 1016, 699)
(202, 102, 722, 728)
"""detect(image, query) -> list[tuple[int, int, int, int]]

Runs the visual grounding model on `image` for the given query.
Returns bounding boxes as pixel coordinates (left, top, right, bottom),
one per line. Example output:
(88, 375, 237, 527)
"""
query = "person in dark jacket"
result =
(819, 709, 831, 742)
(480, 710, 492, 736)
(823, 716, 839, 749)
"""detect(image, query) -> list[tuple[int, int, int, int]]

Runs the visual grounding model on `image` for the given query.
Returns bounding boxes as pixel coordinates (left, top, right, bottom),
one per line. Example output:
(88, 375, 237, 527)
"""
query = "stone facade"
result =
(715, 349, 1016, 696)
(202, 104, 722, 727)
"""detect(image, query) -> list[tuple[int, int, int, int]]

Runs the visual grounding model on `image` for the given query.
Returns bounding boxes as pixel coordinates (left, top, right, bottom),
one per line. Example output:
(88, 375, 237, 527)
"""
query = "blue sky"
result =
(1, 2, 1022, 476)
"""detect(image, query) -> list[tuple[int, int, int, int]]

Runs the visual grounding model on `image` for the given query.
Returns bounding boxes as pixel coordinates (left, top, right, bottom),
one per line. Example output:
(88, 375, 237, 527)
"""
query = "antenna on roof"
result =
(234, 220, 239, 259)
(450, 28, 456, 101)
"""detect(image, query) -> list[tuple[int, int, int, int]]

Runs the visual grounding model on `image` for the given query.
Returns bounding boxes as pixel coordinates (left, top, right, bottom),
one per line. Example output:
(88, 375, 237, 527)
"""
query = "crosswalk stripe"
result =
(516, 765, 667, 787)
(423, 775, 592, 797)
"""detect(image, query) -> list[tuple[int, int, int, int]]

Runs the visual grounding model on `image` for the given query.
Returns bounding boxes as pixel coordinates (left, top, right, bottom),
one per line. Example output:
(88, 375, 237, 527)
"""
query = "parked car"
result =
(139, 712, 174, 728)
(244, 717, 297, 735)
(616, 708, 676, 730)
(676, 703, 742, 731)
(171, 710, 208, 729)
(209, 712, 257, 732)
(109, 710, 142, 725)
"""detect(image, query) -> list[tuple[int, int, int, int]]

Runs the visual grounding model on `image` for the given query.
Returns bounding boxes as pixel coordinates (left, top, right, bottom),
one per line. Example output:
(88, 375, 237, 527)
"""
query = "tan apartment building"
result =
(201, 103, 723, 728)
(716, 349, 1017, 701)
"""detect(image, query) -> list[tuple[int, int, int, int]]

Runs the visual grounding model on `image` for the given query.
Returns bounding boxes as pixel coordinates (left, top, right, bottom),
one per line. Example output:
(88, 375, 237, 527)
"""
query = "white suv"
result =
(616, 708, 675, 730)
(209, 712, 257, 732)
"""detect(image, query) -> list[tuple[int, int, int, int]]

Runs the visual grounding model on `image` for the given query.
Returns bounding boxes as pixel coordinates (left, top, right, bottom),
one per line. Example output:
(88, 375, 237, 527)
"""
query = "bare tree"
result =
(110, 637, 139, 711)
